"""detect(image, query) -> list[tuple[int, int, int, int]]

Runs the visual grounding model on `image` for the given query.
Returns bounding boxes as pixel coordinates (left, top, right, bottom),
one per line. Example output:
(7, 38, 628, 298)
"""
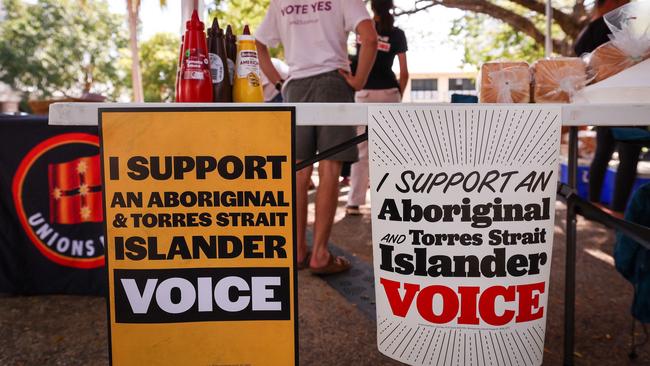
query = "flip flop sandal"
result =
(310, 251, 351, 275)
(297, 251, 312, 270)
(346, 206, 361, 216)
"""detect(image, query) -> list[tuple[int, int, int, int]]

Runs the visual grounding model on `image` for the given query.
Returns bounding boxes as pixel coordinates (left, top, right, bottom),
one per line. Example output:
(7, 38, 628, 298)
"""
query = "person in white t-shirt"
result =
(260, 58, 290, 102)
(256, 0, 378, 274)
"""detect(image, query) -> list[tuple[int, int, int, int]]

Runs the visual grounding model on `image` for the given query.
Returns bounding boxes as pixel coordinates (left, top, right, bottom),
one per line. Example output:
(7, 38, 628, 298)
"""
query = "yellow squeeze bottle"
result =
(233, 25, 264, 103)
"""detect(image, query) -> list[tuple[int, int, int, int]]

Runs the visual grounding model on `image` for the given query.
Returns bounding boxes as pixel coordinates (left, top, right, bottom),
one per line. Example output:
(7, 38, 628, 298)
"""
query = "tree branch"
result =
(433, 0, 546, 42)
(398, 0, 576, 55)
(506, 0, 582, 38)
(572, 0, 589, 27)
(399, 0, 584, 37)
(394, 0, 436, 16)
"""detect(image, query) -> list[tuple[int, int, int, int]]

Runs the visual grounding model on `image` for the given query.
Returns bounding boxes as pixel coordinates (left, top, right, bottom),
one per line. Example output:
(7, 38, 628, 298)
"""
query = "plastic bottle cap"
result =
(211, 17, 221, 34)
(243, 25, 251, 35)
(185, 9, 204, 31)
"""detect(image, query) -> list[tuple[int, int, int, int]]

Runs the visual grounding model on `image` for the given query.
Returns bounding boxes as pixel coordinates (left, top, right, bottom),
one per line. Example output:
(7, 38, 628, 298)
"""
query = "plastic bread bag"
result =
(479, 61, 531, 103)
(532, 58, 589, 103)
(587, 1, 650, 83)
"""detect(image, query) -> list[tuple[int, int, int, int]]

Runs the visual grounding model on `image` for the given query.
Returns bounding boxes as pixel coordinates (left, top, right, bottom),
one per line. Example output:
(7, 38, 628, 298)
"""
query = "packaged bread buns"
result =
(533, 58, 587, 103)
(479, 61, 531, 103)
(588, 42, 645, 83)
(587, 2, 650, 83)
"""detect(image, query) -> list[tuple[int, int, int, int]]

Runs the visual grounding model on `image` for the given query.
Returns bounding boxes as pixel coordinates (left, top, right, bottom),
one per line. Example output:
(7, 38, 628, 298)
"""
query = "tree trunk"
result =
(127, 0, 144, 103)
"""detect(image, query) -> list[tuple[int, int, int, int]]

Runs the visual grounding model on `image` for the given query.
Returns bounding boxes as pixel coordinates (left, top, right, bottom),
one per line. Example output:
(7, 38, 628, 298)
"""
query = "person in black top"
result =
(575, 0, 640, 214)
(346, 0, 409, 215)
(573, 2, 614, 56)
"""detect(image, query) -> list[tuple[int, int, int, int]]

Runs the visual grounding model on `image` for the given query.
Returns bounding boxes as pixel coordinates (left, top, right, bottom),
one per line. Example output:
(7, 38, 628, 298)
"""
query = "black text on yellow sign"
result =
(99, 107, 297, 366)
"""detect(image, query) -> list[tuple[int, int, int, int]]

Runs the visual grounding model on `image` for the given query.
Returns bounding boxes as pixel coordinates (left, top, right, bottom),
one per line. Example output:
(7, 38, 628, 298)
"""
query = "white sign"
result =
(369, 105, 561, 366)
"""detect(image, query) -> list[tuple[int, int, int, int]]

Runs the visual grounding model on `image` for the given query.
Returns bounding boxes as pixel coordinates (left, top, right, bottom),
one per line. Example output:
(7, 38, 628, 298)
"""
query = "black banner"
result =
(0, 115, 106, 295)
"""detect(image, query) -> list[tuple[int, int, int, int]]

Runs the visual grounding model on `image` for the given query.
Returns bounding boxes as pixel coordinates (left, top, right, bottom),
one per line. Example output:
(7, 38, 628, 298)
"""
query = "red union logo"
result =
(49, 155, 103, 224)
(12, 133, 105, 269)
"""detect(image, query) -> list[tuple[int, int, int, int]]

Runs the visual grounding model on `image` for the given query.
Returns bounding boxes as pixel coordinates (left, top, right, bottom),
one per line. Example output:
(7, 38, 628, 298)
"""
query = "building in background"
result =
(402, 71, 478, 103)
(0, 83, 20, 113)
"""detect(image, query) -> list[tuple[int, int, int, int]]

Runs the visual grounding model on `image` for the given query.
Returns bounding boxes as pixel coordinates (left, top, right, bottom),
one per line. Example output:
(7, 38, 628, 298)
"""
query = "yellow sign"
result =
(99, 107, 296, 366)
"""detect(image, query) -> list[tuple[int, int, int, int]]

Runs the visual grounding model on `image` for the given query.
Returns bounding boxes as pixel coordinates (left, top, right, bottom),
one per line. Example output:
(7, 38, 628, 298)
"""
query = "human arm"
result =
(255, 3, 283, 86)
(397, 52, 409, 97)
(339, 19, 377, 91)
(256, 41, 283, 85)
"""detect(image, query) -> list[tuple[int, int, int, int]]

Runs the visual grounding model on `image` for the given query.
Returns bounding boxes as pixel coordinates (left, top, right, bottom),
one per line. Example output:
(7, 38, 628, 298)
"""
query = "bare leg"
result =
(348, 126, 369, 207)
(310, 160, 342, 267)
(296, 162, 313, 263)
(588, 127, 615, 203)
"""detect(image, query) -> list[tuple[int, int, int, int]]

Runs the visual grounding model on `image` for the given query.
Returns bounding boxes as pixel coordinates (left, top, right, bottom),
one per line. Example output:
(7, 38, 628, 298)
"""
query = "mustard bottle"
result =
(233, 25, 264, 103)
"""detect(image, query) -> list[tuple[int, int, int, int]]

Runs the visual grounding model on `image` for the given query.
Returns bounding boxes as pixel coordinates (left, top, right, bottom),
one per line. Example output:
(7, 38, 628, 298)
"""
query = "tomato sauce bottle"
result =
(177, 10, 213, 103)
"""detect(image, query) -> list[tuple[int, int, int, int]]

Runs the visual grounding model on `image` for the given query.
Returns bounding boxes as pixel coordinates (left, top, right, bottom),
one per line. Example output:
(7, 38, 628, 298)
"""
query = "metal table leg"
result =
(563, 126, 579, 366)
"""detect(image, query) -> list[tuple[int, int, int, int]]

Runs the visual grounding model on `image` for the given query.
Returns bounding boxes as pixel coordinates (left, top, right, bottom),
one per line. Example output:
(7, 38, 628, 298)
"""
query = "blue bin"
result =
(559, 157, 593, 200)
(601, 161, 650, 205)
(560, 159, 650, 206)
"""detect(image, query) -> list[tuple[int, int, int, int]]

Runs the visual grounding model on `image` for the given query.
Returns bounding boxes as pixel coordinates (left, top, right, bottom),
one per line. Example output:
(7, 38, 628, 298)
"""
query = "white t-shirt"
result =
(261, 58, 290, 101)
(256, 0, 370, 80)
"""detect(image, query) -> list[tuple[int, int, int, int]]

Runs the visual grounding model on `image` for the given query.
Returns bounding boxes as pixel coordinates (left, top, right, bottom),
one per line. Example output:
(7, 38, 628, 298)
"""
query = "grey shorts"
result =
(284, 70, 358, 162)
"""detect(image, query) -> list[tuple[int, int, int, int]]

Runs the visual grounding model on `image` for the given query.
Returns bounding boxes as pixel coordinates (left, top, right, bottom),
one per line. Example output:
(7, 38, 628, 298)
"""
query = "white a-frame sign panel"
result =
(369, 105, 561, 366)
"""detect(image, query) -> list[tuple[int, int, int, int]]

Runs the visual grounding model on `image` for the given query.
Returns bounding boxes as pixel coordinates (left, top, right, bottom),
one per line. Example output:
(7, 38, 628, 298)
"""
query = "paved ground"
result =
(1, 183, 648, 365)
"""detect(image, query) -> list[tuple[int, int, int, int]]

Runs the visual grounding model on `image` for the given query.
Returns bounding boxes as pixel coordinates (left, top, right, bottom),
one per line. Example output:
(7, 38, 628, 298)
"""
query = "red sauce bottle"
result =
(177, 10, 213, 103)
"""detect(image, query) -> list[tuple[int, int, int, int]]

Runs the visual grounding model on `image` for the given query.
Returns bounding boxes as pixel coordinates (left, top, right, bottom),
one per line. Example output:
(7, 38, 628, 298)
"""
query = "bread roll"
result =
(533, 58, 587, 103)
(480, 61, 531, 103)
(588, 42, 649, 83)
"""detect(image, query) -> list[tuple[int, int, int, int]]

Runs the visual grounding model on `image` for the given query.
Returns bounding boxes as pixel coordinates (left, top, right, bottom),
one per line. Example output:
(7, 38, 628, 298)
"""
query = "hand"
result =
(338, 69, 364, 91)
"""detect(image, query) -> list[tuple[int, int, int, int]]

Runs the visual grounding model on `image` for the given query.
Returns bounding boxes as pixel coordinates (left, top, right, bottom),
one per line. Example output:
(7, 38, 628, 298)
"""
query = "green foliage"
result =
(139, 33, 179, 102)
(208, 0, 283, 58)
(209, 0, 269, 35)
(448, 0, 572, 68)
(0, 0, 128, 100)
(450, 13, 545, 68)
